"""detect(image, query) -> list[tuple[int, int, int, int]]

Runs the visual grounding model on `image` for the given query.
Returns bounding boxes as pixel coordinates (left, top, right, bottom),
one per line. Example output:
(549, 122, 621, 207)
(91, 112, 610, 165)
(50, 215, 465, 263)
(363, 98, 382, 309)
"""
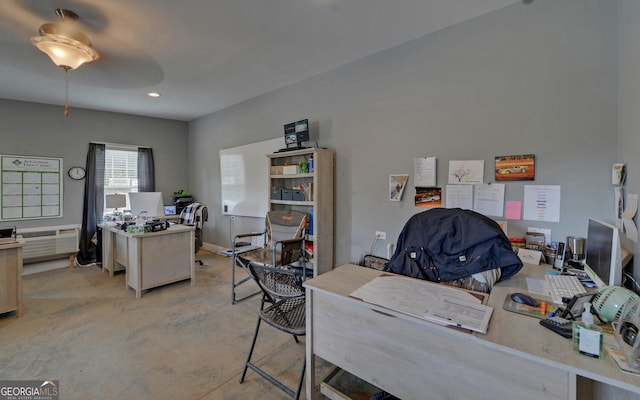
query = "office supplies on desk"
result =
(525, 276, 549, 296)
(511, 292, 539, 307)
(350, 275, 493, 334)
(572, 302, 604, 359)
(517, 248, 542, 265)
(545, 274, 587, 304)
(609, 346, 640, 376)
(503, 294, 553, 319)
(554, 242, 566, 270)
(558, 292, 594, 320)
(540, 316, 573, 338)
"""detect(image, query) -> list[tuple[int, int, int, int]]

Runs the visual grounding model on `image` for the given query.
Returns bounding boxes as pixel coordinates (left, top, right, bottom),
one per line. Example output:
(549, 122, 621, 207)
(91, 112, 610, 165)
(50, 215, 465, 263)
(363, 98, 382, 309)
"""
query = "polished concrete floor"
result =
(0, 251, 333, 399)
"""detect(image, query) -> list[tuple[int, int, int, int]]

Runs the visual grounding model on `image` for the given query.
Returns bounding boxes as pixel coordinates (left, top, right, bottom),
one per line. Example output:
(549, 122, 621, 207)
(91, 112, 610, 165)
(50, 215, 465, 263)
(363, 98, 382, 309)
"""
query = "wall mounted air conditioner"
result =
(19, 225, 80, 263)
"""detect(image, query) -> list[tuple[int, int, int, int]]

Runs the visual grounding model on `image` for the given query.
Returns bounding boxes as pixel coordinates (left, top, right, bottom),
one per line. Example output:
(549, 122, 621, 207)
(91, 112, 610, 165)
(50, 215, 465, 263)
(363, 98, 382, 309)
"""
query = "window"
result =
(104, 147, 138, 213)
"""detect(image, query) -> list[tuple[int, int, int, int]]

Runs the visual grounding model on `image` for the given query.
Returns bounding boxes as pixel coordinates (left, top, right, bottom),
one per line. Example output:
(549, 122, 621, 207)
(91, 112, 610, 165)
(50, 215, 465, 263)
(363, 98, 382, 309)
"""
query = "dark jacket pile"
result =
(385, 208, 522, 284)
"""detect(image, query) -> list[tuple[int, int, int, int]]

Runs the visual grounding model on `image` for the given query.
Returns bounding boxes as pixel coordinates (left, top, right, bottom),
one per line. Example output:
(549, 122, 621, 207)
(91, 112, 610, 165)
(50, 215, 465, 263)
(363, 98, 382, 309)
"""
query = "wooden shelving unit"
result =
(268, 147, 334, 276)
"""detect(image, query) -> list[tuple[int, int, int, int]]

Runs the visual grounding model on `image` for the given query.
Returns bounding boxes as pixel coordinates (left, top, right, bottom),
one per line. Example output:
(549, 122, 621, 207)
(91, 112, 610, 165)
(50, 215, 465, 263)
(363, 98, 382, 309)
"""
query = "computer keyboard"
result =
(545, 274, 587, 304)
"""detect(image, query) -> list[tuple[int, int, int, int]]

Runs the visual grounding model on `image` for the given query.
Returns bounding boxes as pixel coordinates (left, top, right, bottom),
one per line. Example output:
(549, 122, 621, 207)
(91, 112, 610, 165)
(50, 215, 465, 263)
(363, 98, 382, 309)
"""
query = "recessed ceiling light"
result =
(147, 92, 161, 98)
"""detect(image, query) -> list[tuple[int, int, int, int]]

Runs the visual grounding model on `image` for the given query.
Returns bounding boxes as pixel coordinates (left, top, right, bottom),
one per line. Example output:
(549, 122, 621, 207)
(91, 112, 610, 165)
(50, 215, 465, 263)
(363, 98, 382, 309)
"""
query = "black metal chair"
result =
(240, 263, 306, 399)
(232, 210, 307, 303)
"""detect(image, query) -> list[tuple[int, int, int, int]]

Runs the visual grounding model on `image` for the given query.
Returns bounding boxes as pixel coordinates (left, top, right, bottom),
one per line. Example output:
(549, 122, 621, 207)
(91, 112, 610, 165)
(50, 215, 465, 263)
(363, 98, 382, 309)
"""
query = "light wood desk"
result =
(0, 238, 25, 317)
(304, 264, 640, 400)
(101, 224, 195, 298)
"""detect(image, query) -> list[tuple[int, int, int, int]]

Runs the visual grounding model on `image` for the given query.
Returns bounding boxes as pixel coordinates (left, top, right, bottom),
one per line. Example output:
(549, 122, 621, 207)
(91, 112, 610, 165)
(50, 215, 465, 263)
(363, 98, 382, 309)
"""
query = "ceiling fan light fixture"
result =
(30, 9, 100, 116)
(30, 10, 100, 70)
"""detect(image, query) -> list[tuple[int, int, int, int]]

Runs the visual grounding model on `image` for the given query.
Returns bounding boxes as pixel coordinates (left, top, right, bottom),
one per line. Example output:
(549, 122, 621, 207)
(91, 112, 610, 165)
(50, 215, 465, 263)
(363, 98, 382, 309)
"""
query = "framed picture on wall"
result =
(389, 174, 409, 201)
(495, 154, 535, 181)
(415, 187, 442, 208)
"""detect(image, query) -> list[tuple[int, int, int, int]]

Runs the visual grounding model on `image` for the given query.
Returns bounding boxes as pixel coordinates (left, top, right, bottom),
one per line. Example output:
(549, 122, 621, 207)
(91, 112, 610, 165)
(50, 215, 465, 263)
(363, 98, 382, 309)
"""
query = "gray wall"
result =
(189, 0, 621, 266)
(0, 99, 189, 230)
(619, 0, 640, 279)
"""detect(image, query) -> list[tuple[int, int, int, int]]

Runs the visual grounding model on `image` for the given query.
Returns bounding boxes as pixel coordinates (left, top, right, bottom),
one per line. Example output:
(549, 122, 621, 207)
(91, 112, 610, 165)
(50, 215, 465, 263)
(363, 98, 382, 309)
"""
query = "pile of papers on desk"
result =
(350, 275, 493, 334)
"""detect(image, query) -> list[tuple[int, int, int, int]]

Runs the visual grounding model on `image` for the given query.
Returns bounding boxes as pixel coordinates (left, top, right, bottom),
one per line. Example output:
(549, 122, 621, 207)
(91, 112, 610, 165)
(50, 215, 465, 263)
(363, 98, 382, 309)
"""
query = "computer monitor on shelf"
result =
(128, 192, 165, 219)
(284, 119, 309, 149)
(583, 218, 623, 288)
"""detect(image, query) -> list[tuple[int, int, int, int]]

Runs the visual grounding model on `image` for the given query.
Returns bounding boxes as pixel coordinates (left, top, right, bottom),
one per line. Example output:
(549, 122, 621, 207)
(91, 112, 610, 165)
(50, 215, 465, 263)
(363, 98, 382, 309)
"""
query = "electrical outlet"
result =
(375, 231, 386, 240)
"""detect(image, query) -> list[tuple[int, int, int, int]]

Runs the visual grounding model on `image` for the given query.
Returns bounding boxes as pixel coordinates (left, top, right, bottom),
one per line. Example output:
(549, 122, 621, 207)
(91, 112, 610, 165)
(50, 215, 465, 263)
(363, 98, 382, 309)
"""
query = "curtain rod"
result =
(90, 141, 151, 149)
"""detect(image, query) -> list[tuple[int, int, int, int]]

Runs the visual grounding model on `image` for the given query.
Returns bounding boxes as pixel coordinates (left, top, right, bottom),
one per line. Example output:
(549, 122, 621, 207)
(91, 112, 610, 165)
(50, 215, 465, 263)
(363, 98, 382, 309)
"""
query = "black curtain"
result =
(138, 148, 155, 192)
(76, 143, 105, 266)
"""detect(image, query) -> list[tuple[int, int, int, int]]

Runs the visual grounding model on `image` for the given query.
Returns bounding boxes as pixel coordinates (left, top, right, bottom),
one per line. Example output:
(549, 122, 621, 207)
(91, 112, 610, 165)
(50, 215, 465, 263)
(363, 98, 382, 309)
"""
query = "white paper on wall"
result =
(623, 193, 638, 243)
(523, 185, 561, 223)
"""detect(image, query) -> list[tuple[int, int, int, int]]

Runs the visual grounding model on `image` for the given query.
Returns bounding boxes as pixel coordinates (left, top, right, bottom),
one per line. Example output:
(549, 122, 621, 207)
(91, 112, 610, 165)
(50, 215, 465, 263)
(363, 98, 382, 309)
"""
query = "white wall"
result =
(0, 99, 189, 231)
(618, 0, 640, 282)
(189, 0, 619, 266)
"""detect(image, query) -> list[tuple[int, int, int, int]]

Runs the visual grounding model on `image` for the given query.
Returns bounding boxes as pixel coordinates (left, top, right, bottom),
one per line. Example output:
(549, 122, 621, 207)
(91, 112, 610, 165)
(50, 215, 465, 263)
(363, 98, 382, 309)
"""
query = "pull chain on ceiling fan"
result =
(31, 9, 100, 116)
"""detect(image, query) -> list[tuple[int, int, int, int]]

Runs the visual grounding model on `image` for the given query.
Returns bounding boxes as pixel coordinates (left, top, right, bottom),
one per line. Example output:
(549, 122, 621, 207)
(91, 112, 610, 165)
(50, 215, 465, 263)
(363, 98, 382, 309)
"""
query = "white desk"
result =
(101, 224, 195, 298)
(304, 264, 640, 400)
(0, 238, 25, 317)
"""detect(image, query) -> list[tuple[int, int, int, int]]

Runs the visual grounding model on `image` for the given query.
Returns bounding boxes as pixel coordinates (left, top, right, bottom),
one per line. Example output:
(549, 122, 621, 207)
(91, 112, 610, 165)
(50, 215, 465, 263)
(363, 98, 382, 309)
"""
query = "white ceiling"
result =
(0, 0, 523, 121)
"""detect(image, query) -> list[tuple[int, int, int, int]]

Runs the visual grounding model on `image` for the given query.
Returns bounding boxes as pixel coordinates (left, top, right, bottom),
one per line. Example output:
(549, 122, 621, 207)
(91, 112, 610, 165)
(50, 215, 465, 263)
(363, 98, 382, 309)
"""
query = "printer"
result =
(174, 195, 195, 215)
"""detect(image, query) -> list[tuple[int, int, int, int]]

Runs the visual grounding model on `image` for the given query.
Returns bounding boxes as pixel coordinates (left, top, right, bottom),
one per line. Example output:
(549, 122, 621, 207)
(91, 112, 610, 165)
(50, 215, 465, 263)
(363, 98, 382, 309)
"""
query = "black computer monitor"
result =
(583, 218, 623, 288)
(284, 119, 309, 149)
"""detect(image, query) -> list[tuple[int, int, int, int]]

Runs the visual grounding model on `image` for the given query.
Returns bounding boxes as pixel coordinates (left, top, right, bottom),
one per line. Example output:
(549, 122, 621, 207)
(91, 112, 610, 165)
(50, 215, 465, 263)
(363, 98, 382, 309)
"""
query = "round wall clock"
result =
(68, 166, 86, 180)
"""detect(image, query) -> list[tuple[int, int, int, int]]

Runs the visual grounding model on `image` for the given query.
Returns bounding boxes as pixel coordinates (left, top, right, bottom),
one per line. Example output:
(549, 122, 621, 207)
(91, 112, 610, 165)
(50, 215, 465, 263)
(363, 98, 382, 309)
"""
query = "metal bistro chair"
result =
(240, 263, 306, 399)
(231, 210, 307, 304)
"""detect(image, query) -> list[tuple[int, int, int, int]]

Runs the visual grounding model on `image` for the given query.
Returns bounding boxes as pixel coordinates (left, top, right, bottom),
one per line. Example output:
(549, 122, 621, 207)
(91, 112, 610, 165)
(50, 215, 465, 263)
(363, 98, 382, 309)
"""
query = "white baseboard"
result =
(202, 242, 228, 256)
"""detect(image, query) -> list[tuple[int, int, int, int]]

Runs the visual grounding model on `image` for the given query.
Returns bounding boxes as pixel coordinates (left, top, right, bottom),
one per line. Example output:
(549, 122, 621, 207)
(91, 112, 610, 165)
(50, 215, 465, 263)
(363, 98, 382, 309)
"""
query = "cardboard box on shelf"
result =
(283, 165, 298, 175)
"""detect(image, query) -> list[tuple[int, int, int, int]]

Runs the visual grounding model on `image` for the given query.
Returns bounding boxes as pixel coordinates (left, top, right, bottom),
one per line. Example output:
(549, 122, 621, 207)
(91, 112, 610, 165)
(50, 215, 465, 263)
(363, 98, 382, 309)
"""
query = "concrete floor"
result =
(0, 251, 333, 399)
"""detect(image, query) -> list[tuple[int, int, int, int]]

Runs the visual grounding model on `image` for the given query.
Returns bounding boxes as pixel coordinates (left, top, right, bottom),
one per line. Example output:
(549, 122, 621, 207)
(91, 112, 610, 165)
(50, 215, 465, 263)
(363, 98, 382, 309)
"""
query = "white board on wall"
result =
(219, 137, 282, 218)
(1, 154, 64, 221)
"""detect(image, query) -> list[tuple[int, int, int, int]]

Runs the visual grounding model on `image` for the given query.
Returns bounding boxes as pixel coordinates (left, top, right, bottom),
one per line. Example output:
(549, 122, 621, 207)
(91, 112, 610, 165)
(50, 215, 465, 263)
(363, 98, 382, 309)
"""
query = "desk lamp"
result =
(106, 194, 127, 214)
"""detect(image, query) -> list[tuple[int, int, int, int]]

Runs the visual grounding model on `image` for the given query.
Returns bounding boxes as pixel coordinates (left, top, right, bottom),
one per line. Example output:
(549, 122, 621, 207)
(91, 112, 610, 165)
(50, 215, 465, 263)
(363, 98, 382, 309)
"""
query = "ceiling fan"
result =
(31, 8, 99, 116)
(31, 8, 100, 70)
(14, 1, 164, 116)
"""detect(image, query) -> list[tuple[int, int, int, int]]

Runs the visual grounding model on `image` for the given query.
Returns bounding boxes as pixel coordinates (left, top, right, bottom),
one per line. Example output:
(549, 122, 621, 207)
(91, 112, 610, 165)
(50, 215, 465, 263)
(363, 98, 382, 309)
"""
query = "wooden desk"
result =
(304, 264, 640, 400)
(101, 224, 195, 298)
(0, 238, 25, 317)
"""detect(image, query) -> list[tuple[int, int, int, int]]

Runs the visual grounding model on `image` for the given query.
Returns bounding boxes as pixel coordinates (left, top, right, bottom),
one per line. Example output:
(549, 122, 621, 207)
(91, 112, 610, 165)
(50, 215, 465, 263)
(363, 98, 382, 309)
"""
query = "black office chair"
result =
(240, 263, 306, 399)
(179, 202, 208, 265)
